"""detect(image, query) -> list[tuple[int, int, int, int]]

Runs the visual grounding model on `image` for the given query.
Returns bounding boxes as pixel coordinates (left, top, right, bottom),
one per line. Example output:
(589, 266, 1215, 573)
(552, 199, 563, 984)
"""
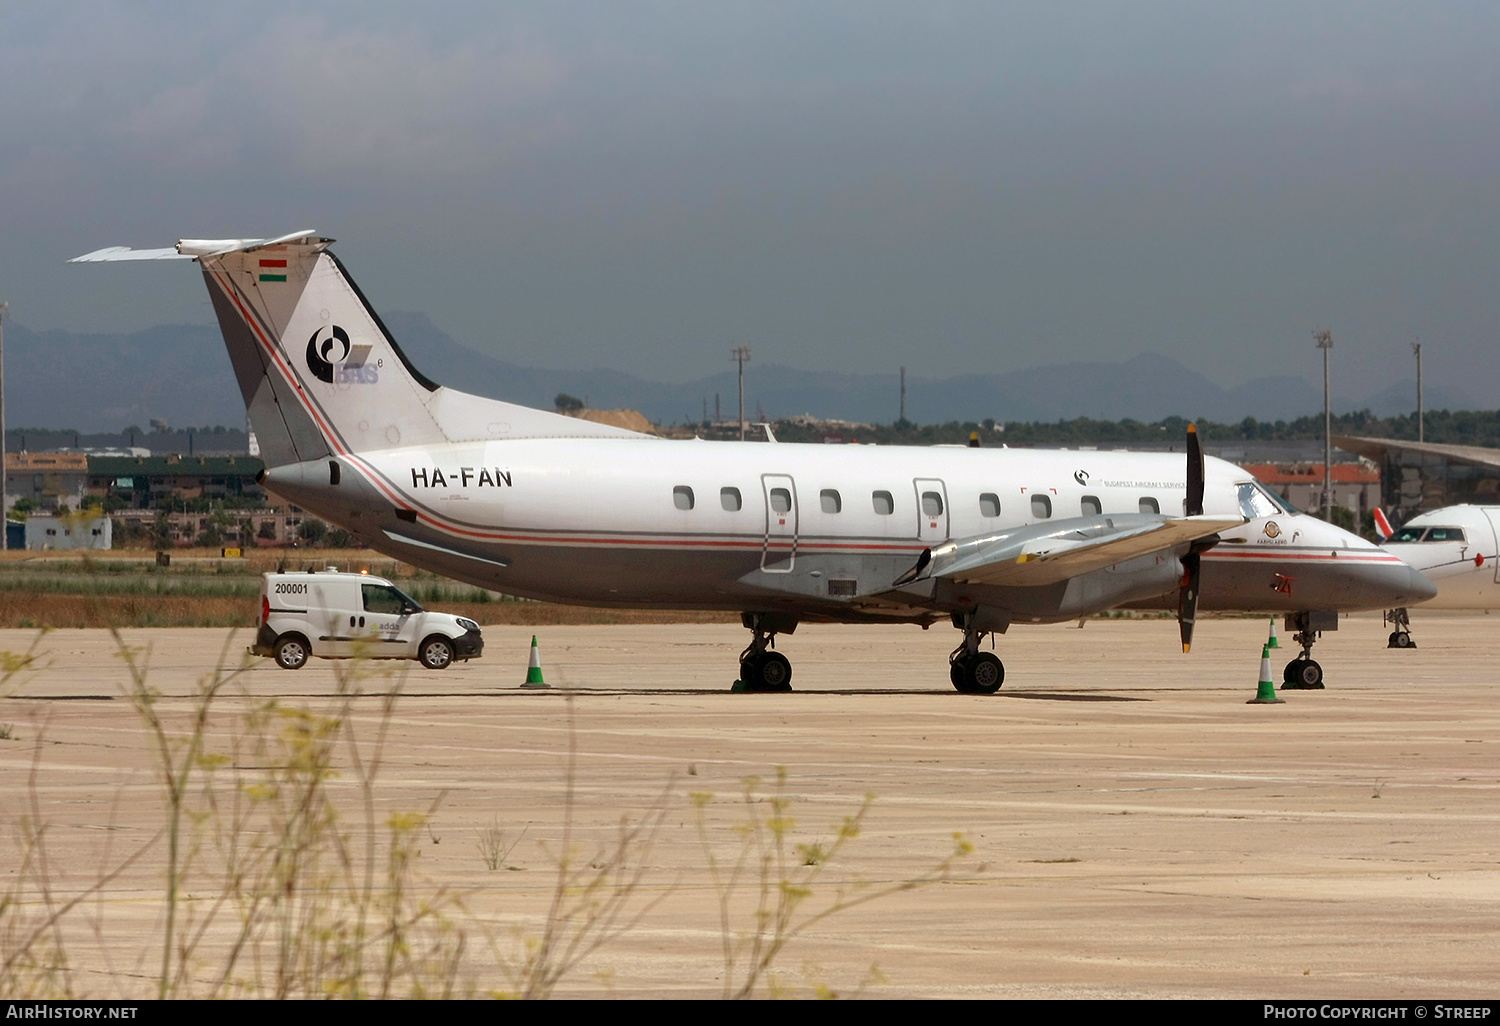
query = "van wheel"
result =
(274, 634, 310, 671)
(419, 636, 455, 670)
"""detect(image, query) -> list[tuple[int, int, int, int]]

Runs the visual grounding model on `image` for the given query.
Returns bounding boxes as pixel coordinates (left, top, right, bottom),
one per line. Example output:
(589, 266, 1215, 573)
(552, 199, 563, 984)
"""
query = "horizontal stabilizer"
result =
(69, 245, 193, 263)
(897, 513, 1244, 589)
(70, 231, 326, 263)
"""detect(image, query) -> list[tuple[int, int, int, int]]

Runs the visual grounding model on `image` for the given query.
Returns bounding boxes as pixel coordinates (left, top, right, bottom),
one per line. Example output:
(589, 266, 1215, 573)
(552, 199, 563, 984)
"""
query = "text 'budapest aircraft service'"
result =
(71, 232, 1434, 692)
(1375, 505, 1500, 647)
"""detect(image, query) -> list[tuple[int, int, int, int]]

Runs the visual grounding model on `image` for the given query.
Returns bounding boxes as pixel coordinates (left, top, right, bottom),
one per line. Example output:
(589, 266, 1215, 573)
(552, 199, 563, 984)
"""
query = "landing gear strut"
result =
(949, 611, 1005, 695)
(737, 612, 795, 692)
(1282, 611, 1328, 690)
(1384, 607, 1415, 649)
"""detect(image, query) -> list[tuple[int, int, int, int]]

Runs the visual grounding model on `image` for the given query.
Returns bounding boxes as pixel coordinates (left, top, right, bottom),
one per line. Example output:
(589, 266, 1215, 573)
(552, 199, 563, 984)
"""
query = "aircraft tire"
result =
(1284, 659, 1325, 690)
(1283, 659, 1302, 684)
(742, 652, 792, 692)
(965, 652, 1004, 695)
(949, 661, 966, 691)
(1395, 632, 1414, 649)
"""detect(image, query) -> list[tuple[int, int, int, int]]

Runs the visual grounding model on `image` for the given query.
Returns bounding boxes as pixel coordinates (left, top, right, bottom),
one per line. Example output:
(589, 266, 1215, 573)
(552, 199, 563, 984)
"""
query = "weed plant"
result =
(1, 631, 977, 999)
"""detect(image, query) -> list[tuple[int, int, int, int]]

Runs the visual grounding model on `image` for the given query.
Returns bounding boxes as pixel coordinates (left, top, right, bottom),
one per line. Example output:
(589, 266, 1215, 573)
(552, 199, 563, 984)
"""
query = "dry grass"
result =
(0, 548, 737, 628)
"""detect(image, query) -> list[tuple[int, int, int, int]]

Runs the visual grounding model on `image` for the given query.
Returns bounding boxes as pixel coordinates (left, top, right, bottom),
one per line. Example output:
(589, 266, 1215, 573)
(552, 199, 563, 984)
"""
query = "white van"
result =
(252, 569, 484, 670)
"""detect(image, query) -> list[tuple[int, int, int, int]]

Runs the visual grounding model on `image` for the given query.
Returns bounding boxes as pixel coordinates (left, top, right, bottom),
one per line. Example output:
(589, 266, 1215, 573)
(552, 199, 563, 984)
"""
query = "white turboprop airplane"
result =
(1374, 505, 1500, 647)
(71, 232, 1435, 692)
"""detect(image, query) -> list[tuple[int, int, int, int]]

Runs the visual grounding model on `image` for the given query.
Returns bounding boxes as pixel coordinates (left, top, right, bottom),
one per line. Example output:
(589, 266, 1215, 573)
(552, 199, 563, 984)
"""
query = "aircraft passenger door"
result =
(760, 474, 798, 573)
(913, 478, 950, 546)
(1484, 508, 1500, 583)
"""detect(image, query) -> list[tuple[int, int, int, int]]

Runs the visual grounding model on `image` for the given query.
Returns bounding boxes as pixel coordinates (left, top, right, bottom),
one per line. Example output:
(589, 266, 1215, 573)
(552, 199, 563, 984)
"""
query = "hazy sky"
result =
(4, 2, 1498, 399)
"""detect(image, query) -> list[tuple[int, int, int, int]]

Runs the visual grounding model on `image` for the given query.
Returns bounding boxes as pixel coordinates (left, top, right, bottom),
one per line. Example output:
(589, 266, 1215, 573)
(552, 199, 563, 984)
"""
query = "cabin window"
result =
(673, 485, 695, 511)
(979, 493, 1000, 518)
(872, 490, 894, 515)
(769, 488, 792, 514)
(820, 489, 842, 514)
(1139, 497, 1159, 515)
(1031, 494, 1051, 519)
(1237, 481, 1286, 519)
(921, 491, 944, 517)
(1081, 495, 1101, 516)
(1425, 527, 1466, 542)
(720, 487, 742, 512)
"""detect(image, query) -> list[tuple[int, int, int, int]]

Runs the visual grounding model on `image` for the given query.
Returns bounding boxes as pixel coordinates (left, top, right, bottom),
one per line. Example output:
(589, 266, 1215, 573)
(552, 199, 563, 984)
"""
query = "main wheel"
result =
(1283, 659, 1303, 684)
(964, 652, 1005, 695)
(950, 661, 966, 690)
(742, 651, 792, 692)
(1395, 632, 1414, 649)
(419, 636, 455, 670)
(274, 634, 310, 671)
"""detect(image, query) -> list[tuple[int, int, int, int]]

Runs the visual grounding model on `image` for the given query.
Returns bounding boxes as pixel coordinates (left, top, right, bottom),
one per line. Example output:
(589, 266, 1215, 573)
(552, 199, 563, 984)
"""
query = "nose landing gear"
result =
(1384, 607, 1416, 648)
(949, 611, 1005, 695)
(1282, 611, 1330, 690)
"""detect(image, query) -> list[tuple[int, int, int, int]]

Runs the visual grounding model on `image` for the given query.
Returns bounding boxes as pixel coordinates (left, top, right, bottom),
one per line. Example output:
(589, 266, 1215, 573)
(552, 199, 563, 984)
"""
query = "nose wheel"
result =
(1281, 613, 1327, 690)
(1283, 658, 1324, 689)
(1384, 607, 1416, 648)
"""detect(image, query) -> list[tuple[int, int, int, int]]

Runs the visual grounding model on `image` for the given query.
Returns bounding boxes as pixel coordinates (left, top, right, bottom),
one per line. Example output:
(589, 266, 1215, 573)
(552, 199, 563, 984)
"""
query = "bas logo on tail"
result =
(306, 325, 351, 383)
(306, 325, 378, 385)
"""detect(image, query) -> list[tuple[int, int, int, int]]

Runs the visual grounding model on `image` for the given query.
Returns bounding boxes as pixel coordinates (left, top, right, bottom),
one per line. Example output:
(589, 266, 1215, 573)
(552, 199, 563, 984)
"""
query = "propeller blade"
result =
(1185, 422, 1204, 518)
(1178, 551, 1200, 653)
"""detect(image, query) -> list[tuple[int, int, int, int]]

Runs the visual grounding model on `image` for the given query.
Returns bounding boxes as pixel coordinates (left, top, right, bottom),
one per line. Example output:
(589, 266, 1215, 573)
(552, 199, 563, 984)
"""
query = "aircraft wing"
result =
(896, 513, 1245, 589)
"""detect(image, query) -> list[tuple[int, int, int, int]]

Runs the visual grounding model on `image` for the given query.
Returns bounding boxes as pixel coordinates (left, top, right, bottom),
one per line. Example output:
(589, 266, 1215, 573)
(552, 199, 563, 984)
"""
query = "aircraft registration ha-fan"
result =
(72, 232, 1435, 692)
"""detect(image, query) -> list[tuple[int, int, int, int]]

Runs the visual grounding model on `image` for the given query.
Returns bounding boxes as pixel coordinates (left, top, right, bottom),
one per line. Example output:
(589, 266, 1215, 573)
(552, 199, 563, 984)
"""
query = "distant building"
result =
(87, 454, 267, 509)
(4, 453, 91, 512)
(24, 514, 112, 550)
(1334, 436, 1500, 521)
(1243, 462, 1381, 516)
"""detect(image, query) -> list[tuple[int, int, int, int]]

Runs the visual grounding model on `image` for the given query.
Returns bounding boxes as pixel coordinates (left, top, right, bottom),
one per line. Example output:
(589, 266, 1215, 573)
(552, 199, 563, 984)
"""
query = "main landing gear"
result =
(1282, 611, 1328, 690)
(1384, 607, 1416, 648)
(949, 611, 1005, 695)
(737, 613, 794, 692)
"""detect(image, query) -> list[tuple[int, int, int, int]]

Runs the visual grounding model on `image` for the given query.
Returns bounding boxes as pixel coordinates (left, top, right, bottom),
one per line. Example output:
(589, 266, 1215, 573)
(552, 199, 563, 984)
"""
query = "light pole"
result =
(1314, 329, 1333, 522)
(731, 345, 751, 441)
(1412, 340, 1424, 444)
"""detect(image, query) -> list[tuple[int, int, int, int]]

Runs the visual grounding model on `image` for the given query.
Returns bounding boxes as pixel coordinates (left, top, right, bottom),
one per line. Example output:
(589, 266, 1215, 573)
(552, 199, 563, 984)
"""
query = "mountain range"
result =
(2, 315, 1479, 433)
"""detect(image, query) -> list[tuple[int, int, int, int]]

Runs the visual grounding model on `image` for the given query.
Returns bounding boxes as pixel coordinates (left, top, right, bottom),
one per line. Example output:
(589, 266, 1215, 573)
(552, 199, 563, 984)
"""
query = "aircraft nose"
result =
(1400, 563, 1440, 605)
(1364, 561, 1438, 607)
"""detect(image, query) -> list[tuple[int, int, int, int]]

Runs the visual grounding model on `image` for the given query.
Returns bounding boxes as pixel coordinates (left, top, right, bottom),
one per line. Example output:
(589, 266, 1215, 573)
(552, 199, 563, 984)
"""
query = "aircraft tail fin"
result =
(72, 233, 648, 468)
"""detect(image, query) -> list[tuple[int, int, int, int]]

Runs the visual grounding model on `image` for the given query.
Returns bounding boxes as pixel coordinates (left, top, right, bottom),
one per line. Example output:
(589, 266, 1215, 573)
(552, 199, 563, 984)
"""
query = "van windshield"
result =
(363, 583, 421, 615)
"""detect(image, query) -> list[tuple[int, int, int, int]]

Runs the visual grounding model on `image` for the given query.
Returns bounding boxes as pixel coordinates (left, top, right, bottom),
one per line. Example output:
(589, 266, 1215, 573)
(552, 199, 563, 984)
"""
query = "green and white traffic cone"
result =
(1267, 617, 1280, 649)
(1247, 643, 1284, 704)
(521, 635, 550, 689)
